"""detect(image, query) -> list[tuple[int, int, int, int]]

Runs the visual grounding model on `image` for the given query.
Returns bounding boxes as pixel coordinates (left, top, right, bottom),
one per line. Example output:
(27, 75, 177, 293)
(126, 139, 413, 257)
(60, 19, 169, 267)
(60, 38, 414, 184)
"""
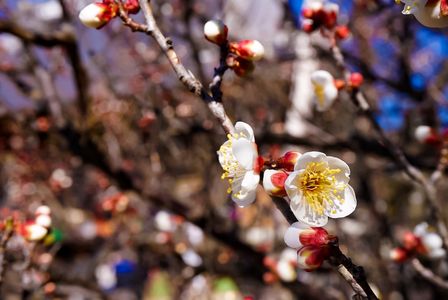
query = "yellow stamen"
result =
(299, 162, 346, 216)
(313, 84, 326, 107)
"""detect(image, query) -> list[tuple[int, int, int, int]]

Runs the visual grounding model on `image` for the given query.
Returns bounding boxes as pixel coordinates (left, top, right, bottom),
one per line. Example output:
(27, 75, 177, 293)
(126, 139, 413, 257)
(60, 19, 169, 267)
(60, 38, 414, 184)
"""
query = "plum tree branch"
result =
(118, 1, 379, 298)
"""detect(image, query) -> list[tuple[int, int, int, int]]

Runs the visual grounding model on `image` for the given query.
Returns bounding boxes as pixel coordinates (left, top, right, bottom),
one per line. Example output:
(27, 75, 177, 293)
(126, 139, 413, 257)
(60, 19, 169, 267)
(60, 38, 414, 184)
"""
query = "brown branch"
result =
(117, 0, 235, 134)
(411, 258, 448, 290)
(330, 43, 448, 251)
(0, 218, 14, 285)
(273, 197, 378, 299)
(0, 21, 89, 115)
(115, 1, 379, 298)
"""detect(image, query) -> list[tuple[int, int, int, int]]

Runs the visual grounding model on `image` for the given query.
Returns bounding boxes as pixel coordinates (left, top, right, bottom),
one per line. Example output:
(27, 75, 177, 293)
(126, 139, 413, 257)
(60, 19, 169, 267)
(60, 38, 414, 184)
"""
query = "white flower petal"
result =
(311, 70, 334, 85)
(235, 121, 255, 141)
(428, 248, 446, 259)
(291, 200, 328, 227)
(414, 222, 429, 237)
(231, 189, 257, 207)
(284, 171, 302, 201)
(276, 259, 296, 282)
(241, 171, 260, 192)
(294, 151, 326, 171)
(232, 138, 257, 171)
(326, 185, 357, 218)
(422, 233, 443, 251)
(284, 222, 309, 249)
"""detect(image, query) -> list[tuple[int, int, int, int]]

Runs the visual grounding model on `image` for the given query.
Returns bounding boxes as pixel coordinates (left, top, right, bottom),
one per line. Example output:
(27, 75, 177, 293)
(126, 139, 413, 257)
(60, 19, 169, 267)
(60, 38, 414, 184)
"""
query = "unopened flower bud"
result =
(123, 0, 140, 14)
(390, 247, 408, 263)
(335, 25, 350, 40)
(277, 151, 301, 171)
(297, 245, 328, 271)
(78, 3, 117, 29)
(204, 20, 228, 45)
(349, 72, 364, 88)
(263, 169, 288, 197)
(284, 222, 333, 250)
(415, 125, 438, 144)
(20, 222, 48, 242)
(403, 231, 420, 251)
(230, 57, 255, 77)
(229, 40, 265, 61)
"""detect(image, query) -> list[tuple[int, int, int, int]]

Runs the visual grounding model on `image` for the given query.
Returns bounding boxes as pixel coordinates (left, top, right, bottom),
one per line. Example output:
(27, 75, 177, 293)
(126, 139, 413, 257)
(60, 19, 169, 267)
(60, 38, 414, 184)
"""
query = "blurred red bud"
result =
(229, 40, 265, 61)
(349, 72, 364, 88)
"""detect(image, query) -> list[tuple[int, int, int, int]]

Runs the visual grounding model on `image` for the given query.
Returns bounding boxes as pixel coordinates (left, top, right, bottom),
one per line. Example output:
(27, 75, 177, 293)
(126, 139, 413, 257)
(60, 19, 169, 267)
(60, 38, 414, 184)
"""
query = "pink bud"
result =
(297, 245, 328, 271)
(263, 169, 288, 197)
(284, 222, 334, 250)
(415, 125, 439, 144)
(403, 231, 421, 251)
(349, 72, 364, 88)
(390, 247, 408, 263)
(203, 20, 228, 45)
(229, 57, 255, 77)
(277, 151, 301, 171)
(229, 40, 265, 61)
(335, 25, 350, 40)
(123, 0, 140, 14)
(78, 3, 117, 29)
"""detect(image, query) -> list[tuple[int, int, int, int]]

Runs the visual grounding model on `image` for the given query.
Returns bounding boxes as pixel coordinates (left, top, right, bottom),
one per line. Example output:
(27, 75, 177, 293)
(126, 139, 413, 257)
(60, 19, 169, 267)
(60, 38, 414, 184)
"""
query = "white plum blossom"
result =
(399, 0, 448, 28)
(284, 152, 357, 226)
(217, 122, 261, 207)
(414, 222, 446, 259)
(310, 70, 338, 111)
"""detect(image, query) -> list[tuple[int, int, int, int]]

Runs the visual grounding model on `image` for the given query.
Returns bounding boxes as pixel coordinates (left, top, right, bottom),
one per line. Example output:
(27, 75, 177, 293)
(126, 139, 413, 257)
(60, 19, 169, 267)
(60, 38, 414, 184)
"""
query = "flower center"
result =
(299, 162, 345, 215)
(313, 83, 326, 107)
(218, 132, 248, 193)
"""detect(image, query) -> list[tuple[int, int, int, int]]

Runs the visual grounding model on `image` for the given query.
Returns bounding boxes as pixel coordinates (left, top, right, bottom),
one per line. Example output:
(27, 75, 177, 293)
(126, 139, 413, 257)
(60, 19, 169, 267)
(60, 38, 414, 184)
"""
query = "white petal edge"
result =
(291, 200, 328, 227)
(241, 171, 260, 192)
(232, 189, 257, 207)
(294, 151, 326, 171)
(327, 185, 357, 218)
(235, 121, 255, 141)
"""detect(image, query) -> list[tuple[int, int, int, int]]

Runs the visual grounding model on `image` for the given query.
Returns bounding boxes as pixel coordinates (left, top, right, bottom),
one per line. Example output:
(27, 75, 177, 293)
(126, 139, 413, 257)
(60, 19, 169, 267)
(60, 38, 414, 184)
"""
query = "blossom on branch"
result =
(284, 151, 357, 226)
(310, 70, 338, 112)
(398, 0, 448, 28)
(391, 222, 446, 262)
(78, 2, 117, 29)
(284, 222, 335, 271)
(217, 122, 262, 207)
(204, 20, 228, 45)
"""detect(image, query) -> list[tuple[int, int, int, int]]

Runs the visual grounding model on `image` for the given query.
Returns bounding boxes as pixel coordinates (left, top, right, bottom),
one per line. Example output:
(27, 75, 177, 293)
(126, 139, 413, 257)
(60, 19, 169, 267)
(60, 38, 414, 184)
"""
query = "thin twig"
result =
(411, 258, 448, 290)
(117, 1, 379, 298)
(330, 44, 448, 251)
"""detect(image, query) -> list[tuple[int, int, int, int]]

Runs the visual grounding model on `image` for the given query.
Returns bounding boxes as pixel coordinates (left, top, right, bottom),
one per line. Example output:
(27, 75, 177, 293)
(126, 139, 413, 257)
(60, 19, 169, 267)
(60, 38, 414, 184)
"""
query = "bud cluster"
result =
(17, 205, 53, 242)
(284, 222, 336, 271)
(203, 20, 265, 77)
(79, 0, 140, 29)
(390, 223, 446, 263)
(414, 125, 448, 145)
(301, 0, 349, 40)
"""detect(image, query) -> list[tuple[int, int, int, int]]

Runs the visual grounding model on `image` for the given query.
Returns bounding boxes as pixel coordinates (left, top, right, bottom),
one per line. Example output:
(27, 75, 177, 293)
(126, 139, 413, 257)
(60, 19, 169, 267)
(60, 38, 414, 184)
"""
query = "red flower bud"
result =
(204, 20, 228, 45)
(335, 25, 350, 40)
(229, 40, 265, 61)
(123, 0, 140, 14)
(390, 247, 409, 263)
(349, 72, 364, 88)
(277, 151, 301, 171)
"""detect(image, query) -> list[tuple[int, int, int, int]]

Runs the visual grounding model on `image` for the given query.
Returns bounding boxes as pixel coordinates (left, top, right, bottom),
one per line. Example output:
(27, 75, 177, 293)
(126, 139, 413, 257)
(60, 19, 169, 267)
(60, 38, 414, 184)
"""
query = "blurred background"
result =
(0, 0, 448, 299)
